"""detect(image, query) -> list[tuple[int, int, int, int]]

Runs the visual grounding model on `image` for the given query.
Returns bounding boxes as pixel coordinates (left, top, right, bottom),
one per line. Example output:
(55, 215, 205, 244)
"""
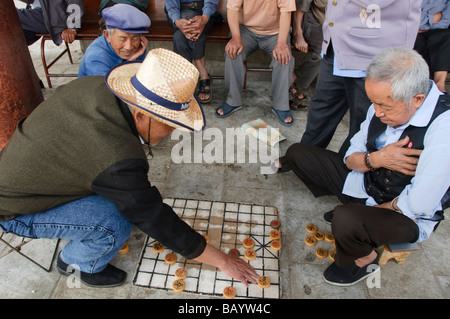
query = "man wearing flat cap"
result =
(0, 48, 259, 288)
(78, 3, 150, 77)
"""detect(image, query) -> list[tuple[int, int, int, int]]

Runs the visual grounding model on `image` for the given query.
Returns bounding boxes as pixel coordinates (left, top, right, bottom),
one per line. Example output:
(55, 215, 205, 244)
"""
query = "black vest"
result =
(364, 93, 450, 221)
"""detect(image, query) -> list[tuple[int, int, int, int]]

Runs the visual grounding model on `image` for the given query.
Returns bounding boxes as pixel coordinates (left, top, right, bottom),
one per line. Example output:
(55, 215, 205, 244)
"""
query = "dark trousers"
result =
(284, 143, 419, 267)
(293, 11, 323, 91)
(414, 29, 450, 74)
(166, 7, 217, 61)
(300, 46, 372, 156)
(16, 7, 48, 45)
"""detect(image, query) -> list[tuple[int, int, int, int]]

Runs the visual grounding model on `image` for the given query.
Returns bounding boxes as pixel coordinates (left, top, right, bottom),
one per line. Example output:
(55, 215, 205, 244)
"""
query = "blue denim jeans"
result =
(0, 196, 132, 273)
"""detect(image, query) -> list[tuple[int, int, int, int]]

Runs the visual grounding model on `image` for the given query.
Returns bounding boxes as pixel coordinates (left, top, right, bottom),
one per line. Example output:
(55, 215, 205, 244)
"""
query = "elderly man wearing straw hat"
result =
(0, 48, 259, 288)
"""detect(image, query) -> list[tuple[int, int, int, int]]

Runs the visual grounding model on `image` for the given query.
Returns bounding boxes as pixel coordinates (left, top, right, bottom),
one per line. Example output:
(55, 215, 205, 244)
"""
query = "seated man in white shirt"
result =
(276, 47, 450, 286)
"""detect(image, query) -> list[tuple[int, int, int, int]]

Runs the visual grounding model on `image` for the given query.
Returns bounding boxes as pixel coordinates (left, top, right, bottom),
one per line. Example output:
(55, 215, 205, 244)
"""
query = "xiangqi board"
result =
(133, 198, 281, 298)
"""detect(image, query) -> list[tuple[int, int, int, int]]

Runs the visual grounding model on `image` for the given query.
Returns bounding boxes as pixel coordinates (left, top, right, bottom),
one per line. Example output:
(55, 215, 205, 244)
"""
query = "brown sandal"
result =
(289, 83, 307, 110)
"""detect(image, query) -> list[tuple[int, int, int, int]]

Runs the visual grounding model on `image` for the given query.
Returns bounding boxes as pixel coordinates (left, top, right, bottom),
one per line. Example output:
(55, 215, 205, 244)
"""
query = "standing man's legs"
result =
(300, 53, 348, 149)
(300, 50, 371, 156)
(340, 76, 371, 155)
(415, 29, 450, 93)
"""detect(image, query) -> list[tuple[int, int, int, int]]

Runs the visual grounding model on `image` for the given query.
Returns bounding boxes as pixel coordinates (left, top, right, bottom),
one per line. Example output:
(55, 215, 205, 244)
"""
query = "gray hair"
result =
(366, 47, 430, 107)
(106, 28, 115, 37)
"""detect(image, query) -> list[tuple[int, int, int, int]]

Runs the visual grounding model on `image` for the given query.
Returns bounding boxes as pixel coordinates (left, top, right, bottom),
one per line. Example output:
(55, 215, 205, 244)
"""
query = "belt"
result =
(180, 1, 204, 8)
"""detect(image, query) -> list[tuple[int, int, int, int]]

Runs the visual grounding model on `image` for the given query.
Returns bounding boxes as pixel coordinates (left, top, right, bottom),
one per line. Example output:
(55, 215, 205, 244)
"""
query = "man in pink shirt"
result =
(215, 0, 296, 126)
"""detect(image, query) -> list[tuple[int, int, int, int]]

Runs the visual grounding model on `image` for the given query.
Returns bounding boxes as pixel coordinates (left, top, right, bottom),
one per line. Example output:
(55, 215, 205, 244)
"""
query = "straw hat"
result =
(105, 48, 205, 132)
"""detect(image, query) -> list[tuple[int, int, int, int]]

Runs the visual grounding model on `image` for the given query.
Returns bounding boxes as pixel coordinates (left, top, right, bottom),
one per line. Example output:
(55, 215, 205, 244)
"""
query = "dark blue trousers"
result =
(300, 47, 371, 156)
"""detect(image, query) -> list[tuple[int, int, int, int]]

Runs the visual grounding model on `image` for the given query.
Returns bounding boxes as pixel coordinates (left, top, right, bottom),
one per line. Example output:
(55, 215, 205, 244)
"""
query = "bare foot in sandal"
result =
(195, 58, 212, 103)
(198, 75, 212, 103)
(215, 102, 242, 118)
(289, 74, 307, 110)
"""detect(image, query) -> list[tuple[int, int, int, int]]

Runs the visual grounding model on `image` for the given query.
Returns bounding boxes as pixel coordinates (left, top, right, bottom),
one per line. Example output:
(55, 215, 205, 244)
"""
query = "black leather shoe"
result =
(323, 210, 334, 224)
(274, 156, 292, 174)
(57, 252, 126, 288)
(322, 255, 379, 287)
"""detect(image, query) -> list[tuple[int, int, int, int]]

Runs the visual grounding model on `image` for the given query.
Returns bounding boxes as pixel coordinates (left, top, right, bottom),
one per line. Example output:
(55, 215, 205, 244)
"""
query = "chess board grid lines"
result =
(217, 201, 281, 298)
(133, 198, 280, 298)
(133, 199, 214, 295)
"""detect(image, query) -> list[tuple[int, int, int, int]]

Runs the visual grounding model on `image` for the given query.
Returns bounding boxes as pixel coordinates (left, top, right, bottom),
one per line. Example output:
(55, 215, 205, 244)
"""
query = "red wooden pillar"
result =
(0, 1, 43, 149)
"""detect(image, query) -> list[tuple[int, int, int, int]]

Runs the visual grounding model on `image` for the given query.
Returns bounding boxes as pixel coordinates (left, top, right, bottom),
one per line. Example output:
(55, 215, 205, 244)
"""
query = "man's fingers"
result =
(395, 136, 410, 147)
(227, 257, 259, 287)
(399, 167, 417, 176)
(404, 148, 422, 157)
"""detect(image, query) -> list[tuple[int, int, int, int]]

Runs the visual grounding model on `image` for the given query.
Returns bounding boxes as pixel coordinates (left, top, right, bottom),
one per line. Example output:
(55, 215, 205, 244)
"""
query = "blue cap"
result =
(102, 4, 151, 33)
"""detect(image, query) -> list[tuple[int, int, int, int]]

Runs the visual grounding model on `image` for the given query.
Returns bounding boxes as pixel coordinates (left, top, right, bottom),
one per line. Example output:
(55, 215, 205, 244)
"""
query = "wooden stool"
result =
(379, 242, 419, 265)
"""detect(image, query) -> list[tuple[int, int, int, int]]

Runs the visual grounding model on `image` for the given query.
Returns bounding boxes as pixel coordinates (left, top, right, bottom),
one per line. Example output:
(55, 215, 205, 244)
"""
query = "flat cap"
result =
(102, 3, 151, 33)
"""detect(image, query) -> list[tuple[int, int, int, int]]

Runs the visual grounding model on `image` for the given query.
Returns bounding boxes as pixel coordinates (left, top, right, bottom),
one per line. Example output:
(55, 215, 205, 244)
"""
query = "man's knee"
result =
(95, 198, 132, 243)
(331, 204, 364, 237)
(79, 196, 132, 245)
(286, 142, 305, 160)
(108, 212, 133, 245)
(173, 30, 186, 42)
(285, 143, 319, 168)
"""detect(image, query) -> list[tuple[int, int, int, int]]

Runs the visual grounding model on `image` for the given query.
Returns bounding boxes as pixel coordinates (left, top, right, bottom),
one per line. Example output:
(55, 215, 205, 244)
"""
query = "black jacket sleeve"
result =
(91, 158, 206, 259)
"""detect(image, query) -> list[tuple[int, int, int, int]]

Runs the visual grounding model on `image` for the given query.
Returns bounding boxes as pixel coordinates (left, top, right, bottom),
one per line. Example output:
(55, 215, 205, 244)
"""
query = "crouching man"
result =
(279, 47, 450, 286)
